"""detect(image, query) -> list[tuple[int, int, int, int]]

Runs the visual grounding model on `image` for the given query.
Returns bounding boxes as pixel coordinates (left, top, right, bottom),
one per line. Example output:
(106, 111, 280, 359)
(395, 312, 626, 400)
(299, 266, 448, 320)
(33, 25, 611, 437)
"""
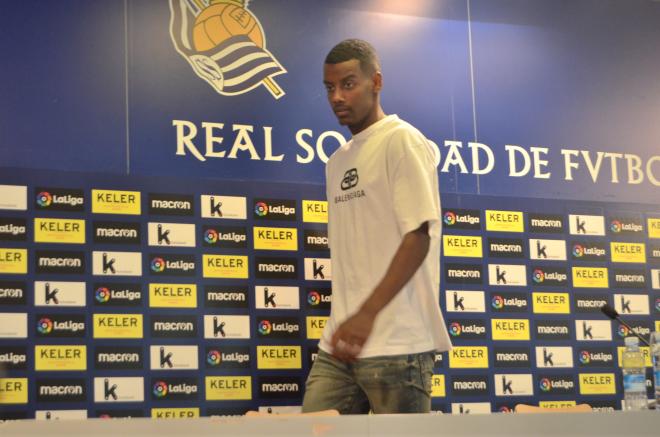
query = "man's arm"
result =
(330, 221, 430, 362)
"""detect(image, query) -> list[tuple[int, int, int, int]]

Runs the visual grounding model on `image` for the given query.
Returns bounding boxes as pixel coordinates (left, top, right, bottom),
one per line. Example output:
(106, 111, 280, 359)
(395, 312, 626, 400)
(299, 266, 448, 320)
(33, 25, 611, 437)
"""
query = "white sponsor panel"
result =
(445, 290, 486, 313)
(651, 269, 660, 289)
(203, 315, 250, 339)
(535, 346, 574, 368)
(93, 377, 144, 402)
(255, 285, 300, 310)
(529, 239, 567, 261)
(304, 258, 332, 281)
(575, 320, 612, 341)
(0, 312, 27, 338)
(494, 374, 534, 396)
(92, 251, 142, 276)
(451, 402, 492, 415)
(148, 222, 196, 247)
(488, 264, 527, 286)
(0, 185, 27, 210)
(569, 215, 605, 236)
(34, 281, 86, 306)
(613, 294, 650, 315)
(150, 345, 199, 370)
(36, 410, 88, 420)
(200, 195, 246, 219)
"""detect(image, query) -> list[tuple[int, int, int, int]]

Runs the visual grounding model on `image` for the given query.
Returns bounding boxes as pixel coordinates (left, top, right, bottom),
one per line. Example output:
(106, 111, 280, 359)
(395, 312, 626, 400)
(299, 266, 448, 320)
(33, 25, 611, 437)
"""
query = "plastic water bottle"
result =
(651, 331, 660, 410)
(622, 336, 647, 410)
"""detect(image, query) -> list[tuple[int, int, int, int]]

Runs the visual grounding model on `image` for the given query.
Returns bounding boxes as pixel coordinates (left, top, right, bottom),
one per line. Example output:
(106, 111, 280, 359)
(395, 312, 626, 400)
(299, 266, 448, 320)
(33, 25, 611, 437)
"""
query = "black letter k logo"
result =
(496, 266, 507, 284)
(45, 283, 59, 304)
(104, 378, 118, 400)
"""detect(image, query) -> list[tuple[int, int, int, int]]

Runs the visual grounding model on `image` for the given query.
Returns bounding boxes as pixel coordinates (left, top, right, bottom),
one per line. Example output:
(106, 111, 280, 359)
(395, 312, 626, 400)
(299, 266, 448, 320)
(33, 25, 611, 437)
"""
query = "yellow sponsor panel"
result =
(0, 378, 28, 404)
(92, 189, 141, 215)
(306, 316, 328, 339)
(579, 373, 616, 395)
(149, 283, 197, 308)
(253, 227, 298, 251)
(572, 267, 609, 288)
(616, 346, 652, 367)
(35, 345, 86, 371)
(203, 255, 248, 278)
(648, 218, 660, 239)
(205, 376, 251, 400)
(656, 321, 660, 332)
(93, 314, 143, 339)
(257, 346, 302, 369)
(449, 346, 489, 368)
(443, 235, 483, 258)
(431, 375, 446, 397)
(152, 408, 199, 419)
(539, 400, 576, 409)
(302, 200, 328, 223)
(610, 242, 646, 263)
(532, 292, 570, 314)
(485, 210, 524, 232)
(34, 218, 85, 244)
(0, 248, 27, 274)
(492, 319, 530, 340)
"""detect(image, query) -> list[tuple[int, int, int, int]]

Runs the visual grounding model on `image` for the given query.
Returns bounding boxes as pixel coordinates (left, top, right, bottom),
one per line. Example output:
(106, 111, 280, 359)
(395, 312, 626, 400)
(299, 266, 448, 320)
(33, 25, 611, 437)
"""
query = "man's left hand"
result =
(330, 309, 375, 362)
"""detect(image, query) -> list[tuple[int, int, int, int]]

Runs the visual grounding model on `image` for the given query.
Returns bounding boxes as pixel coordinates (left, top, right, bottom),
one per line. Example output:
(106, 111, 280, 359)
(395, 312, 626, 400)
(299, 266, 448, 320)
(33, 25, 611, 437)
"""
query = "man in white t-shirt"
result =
(301, 39, 452, 414)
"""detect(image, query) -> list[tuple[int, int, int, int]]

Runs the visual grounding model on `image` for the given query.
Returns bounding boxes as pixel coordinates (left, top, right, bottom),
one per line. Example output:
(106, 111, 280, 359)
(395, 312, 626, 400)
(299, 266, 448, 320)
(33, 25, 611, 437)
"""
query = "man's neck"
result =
(349, 106, 386, 135)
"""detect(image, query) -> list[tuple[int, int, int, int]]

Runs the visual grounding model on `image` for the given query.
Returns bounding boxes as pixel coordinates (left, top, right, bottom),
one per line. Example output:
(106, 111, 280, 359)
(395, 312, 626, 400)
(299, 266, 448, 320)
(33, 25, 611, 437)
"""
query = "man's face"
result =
(323, 59, 379, 131)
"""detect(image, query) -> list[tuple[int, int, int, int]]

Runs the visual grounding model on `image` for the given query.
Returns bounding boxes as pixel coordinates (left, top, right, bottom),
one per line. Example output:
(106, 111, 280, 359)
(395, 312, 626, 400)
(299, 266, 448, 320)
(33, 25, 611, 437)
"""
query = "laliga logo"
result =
(491, 295, 504, 310)
(254, 202, 268, 216)
(151, 257, 166, 273)
(258, 320, 272, 335)
(498, 406, 512, 413)
(579, 351, 591, 364)
(539, 378, 552, 392)
(36, 191, 53, 207)
(169, 0, 286, 99)
(533, 269, 545, 283)
(610, 220, 622, 233)
(449, 322, 462, 337)
(617, 325, 630, 338)
(572, 244, 584, 258)
(655, 297, 660, 312)
(443, 212, 456, 226)
(37, 318, 53, 334)
(207, 350, 222, 366)
(153, 381, 169, 398)
(95, 287, 111, 303)
(204, 229, 218, 244)
(307, 291, 321, 306)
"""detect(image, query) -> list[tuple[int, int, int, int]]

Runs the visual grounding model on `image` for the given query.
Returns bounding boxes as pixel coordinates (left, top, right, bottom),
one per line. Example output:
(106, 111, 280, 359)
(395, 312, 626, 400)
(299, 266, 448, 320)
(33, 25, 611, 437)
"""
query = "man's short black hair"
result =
(325, 39, 380, 75)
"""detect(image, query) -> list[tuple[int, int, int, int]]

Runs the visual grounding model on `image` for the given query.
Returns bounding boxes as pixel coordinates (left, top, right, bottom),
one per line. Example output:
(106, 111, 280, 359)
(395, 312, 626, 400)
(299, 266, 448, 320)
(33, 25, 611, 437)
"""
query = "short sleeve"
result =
(387, 131, 441, 239)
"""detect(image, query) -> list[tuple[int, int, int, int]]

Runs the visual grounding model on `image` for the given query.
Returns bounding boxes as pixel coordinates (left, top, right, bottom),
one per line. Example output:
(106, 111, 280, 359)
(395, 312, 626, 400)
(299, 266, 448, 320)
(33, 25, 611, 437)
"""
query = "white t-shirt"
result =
(318, 114, 452, 358)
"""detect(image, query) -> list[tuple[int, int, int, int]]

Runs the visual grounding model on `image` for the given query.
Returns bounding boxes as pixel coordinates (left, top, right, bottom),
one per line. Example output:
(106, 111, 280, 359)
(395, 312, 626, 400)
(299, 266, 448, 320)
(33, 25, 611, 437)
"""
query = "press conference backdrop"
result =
(1, 0, 660, 420)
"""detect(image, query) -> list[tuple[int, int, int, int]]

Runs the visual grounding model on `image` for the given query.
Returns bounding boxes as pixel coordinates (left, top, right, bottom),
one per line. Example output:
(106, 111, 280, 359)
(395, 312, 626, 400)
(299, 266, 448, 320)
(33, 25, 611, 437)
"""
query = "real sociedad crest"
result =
(170, 0, 286, 98)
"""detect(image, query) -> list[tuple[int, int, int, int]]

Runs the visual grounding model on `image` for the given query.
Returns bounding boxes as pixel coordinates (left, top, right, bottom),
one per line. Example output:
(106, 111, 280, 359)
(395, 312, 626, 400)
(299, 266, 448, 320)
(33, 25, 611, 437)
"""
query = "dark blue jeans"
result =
(302, 350, 434, 414)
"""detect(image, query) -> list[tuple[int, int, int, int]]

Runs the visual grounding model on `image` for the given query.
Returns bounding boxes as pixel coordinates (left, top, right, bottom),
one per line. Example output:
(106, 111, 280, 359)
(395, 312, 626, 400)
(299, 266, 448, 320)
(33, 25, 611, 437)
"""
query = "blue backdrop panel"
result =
(1, 167, 659, 418)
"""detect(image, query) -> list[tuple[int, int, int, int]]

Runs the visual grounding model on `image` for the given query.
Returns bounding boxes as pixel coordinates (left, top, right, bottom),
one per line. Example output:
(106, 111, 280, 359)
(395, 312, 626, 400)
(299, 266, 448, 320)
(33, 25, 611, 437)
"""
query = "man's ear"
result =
(372, 71, 383, 92)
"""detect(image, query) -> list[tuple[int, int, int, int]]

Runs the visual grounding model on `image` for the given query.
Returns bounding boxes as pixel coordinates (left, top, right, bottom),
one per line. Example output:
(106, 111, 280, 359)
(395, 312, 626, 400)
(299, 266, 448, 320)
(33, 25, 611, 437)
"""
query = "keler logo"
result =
(341, 169, 359, 190)
(170, 0, 286, 98)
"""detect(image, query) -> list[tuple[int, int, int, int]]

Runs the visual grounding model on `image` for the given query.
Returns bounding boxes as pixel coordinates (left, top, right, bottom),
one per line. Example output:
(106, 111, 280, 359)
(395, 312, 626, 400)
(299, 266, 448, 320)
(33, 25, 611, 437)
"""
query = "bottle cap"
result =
(624, 336, 639, 347)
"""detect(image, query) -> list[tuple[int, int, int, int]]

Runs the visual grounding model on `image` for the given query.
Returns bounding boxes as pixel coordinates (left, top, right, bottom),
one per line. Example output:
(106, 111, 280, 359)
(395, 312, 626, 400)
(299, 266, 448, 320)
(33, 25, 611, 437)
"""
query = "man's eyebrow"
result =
(323, 74, 358, 85)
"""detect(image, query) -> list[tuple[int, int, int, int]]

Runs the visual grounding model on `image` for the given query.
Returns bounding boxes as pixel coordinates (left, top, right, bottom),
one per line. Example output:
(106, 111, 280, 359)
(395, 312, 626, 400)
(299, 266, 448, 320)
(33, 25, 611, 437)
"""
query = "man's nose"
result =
(329, 88, 344, 104)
